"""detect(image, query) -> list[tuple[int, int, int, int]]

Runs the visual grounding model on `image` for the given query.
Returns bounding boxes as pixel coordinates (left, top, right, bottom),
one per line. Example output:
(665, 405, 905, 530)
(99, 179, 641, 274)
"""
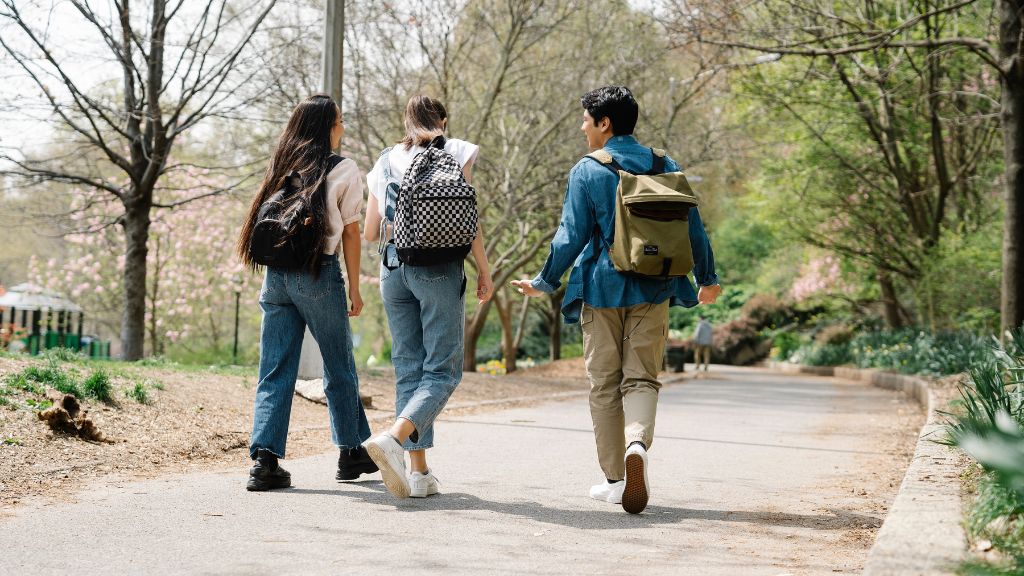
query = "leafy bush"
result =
(797, 343, 854, 366)
(770, 331, 804, 360)
(82, 369, 113, 403)
(851, 330, 990, 376)
(815, 324, 854, 346)
(740, 294, 792, 328)
(945, 330, 1024, 573)
(790, 329, 990, 376)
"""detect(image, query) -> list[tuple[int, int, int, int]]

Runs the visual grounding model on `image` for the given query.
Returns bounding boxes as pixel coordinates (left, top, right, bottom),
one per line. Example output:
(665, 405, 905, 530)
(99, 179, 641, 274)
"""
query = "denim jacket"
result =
(530, 135, 719, 324)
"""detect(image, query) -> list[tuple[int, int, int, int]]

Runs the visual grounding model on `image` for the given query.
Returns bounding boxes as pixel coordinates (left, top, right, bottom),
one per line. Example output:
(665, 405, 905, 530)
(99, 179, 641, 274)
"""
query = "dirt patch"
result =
(0, 356, 594, 511)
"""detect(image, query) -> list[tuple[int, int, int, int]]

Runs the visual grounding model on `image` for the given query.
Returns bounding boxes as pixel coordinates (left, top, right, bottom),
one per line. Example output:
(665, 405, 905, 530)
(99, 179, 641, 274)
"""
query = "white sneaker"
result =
(622, 443, 650, 514)
(589, 480, 624, 504)
(363, 434, 410, 498)
(409, 470, 440, 498)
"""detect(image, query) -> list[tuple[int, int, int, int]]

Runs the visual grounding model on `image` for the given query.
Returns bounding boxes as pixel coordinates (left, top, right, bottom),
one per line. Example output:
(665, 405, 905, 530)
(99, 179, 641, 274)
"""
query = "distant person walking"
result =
(512, 86, 721, 513)
(362, 95, 493, 499)
(237, 94, 377, 491)
(693, 316, 713, 372)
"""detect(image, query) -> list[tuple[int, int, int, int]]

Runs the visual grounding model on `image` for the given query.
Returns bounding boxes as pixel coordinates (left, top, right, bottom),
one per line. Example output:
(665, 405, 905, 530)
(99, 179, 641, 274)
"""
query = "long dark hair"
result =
(238, 94, 338, 272)
(400, 95, 447, 149)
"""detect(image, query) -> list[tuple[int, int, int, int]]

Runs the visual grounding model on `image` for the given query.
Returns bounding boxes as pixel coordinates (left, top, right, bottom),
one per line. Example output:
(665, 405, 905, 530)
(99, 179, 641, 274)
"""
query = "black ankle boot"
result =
(337, 445, 379, 481)
(246, 449, 292, 491)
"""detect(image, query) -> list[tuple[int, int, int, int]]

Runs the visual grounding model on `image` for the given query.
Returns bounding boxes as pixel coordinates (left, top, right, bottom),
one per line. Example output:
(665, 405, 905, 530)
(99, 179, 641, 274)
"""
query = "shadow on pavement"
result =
(283, 485, 880, 532)
(438, 418, 886, 455)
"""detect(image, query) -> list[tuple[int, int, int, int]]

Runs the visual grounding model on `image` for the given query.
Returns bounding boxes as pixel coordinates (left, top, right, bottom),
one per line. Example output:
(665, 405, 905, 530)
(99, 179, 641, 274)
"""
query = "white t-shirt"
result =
(323, 157, 365, 255)
(365, 138, 479, 218)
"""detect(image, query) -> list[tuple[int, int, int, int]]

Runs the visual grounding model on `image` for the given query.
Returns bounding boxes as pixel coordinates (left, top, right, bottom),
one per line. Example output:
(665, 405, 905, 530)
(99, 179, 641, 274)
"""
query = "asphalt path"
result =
(0, 366, 913, 575)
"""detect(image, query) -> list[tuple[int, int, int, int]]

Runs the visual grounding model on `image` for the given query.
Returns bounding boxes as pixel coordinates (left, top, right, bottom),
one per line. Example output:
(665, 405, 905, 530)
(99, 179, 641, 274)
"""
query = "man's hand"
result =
(697, 283, 722, 305)
(510, 279, 544, 298)
(349, 288, 364, 317)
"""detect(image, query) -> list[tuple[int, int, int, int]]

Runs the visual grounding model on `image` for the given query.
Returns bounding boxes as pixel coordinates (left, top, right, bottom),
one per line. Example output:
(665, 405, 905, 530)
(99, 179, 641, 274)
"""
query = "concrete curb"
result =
(768, 362, 964, 575)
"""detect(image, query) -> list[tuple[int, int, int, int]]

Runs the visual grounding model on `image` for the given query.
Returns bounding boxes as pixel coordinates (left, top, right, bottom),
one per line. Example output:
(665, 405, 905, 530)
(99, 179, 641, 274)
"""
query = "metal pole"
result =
(323, 0, 345, 116)
(295, 0, 344, 380)
(233, 291, 240, 364)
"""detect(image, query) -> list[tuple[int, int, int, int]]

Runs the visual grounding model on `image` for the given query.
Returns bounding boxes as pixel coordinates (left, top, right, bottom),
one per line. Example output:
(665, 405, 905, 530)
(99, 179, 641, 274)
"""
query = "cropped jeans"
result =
(380, 259, 466, 450)
(249, 255, 370, 459)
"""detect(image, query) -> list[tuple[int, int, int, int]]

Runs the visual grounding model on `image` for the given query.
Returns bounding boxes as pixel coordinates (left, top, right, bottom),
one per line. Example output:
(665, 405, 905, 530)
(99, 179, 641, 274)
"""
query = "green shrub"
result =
(770, 331, 804, 360)
(945, 329, 1024, 574)
(82, 369, 113, 403)
(815, 324, 855, 346)
(797, 343, 853, 366)
(740, 294, 792, 328)
(125, 382, 149, 404)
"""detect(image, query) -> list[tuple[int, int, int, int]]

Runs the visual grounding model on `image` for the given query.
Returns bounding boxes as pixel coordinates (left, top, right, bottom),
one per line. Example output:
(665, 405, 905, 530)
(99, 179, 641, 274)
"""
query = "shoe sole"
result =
(336, 461, 379, 481)
(622, 453, 649, 514)
(245, 477, 291, 492)
(365, 442, 411, 498)
(410, 485, 439, 498)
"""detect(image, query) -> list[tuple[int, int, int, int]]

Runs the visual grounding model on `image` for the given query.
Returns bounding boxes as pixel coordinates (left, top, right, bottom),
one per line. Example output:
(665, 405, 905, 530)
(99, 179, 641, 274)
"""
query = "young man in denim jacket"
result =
(512, 86, 721, 514)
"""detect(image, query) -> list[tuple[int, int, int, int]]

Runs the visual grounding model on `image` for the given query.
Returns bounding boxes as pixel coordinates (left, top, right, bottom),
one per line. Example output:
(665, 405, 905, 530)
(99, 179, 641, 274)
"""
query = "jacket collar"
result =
(603, 135, 639, 150)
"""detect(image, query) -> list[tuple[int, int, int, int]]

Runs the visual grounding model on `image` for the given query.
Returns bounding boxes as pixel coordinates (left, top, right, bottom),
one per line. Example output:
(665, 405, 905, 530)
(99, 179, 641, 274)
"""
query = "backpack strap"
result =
(326, 153, 344, 172)
(585, 149, 625, 175)
(586, 148, 669, 175)
(646, 148, 666, 175)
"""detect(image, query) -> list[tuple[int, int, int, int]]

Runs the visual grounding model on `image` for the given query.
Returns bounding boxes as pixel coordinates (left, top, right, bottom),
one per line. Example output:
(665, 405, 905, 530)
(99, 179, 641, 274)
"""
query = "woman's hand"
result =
(477, 271, 493, 304)
(349, 287, 364, 317)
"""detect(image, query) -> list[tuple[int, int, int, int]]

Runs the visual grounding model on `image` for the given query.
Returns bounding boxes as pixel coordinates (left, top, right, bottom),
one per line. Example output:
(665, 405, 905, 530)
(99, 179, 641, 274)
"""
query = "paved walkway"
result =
(0, 366, 915, 575)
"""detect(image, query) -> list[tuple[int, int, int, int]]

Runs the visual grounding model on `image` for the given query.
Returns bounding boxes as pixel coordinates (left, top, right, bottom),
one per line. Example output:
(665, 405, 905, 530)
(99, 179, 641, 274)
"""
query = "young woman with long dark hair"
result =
(237, 94, 377, 491)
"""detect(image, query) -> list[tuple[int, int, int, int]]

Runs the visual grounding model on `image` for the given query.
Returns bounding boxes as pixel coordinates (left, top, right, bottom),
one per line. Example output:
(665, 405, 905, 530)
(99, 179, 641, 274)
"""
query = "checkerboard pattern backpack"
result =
(586, 147, 698, 278)
(393, 136, 478, 266)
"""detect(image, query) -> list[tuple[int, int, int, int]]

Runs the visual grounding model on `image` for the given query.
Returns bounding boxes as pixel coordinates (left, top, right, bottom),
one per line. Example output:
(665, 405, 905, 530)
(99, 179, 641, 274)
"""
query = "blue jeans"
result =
(380, 260, 466, 450)
(249, 255, 370, 458)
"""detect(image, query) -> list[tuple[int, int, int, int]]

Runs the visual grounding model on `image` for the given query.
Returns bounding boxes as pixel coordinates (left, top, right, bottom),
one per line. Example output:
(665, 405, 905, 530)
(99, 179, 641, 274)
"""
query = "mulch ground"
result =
(0, 355, 592, 511)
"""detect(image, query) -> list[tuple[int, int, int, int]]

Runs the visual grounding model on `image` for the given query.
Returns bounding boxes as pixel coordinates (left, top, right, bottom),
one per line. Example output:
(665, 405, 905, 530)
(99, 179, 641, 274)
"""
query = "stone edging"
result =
(768, 362, 964, 575)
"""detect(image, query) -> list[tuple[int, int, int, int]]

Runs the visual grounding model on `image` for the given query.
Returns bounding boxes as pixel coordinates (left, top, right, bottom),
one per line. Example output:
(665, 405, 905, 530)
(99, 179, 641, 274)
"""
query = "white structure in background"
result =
(297, 327, 323, 379)
(299, 0, 346, 381)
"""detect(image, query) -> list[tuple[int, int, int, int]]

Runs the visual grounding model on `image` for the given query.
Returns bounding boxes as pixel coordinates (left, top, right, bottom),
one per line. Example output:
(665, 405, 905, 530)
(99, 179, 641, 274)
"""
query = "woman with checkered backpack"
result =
(362, 95, 493, 499)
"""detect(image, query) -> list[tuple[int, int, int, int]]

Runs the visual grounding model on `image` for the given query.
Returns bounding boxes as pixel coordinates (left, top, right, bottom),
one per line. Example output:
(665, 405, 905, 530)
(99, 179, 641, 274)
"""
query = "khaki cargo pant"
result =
(581, 300, 669, 481)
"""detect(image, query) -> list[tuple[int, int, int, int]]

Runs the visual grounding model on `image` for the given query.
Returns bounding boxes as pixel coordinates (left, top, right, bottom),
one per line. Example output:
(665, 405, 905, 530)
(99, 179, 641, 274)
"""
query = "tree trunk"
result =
(121, 202, 151, 360)
(463, 299, 493, 372)
(1001, 4, 1024, 335)
(548, 292, 561, 361)
(878, 272, 904, 329)
(494, 292, 517, 373)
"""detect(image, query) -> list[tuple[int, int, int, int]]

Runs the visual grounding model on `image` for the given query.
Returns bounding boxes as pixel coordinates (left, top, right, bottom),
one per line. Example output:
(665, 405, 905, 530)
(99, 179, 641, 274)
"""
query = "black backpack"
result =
(392, 137, 478, 266)
(248, 154, 343, 270)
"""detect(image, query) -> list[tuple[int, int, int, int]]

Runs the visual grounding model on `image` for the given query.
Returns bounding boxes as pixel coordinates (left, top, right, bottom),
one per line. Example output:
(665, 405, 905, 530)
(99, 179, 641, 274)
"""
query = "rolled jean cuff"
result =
(248, 445, 283, 460)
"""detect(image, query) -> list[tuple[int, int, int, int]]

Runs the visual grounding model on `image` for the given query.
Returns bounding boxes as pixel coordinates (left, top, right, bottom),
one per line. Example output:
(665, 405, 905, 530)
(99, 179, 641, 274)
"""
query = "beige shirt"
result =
(324, 157, 365, 255)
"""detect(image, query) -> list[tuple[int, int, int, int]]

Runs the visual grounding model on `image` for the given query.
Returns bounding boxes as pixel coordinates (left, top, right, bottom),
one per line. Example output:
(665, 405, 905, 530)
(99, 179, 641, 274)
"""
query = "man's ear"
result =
(598, 116, 613, 134)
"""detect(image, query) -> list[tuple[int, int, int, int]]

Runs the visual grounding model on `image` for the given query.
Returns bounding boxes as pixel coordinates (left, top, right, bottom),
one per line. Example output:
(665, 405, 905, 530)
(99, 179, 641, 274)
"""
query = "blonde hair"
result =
(400, 95, 447, 149)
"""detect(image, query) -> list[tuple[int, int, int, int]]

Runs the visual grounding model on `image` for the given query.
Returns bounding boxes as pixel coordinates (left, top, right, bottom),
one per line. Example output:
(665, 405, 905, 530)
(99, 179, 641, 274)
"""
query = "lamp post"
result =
(232, 275, 243, 365)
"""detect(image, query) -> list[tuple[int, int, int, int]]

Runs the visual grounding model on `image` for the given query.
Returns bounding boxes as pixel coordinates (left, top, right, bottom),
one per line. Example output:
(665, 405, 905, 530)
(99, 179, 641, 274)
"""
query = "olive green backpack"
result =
(586, 147, 698, 278)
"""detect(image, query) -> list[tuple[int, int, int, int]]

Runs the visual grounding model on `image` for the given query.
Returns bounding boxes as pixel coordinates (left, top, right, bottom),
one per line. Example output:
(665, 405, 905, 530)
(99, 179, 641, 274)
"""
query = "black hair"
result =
(580, 86, 639, 135)
(239, 94, 338, 273)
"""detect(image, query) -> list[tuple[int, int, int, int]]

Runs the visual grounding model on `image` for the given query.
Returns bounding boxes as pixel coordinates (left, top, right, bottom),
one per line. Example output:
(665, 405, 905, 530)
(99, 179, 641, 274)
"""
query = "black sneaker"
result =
(336, 445, 379, 481)
(246, 449, 292, 491)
